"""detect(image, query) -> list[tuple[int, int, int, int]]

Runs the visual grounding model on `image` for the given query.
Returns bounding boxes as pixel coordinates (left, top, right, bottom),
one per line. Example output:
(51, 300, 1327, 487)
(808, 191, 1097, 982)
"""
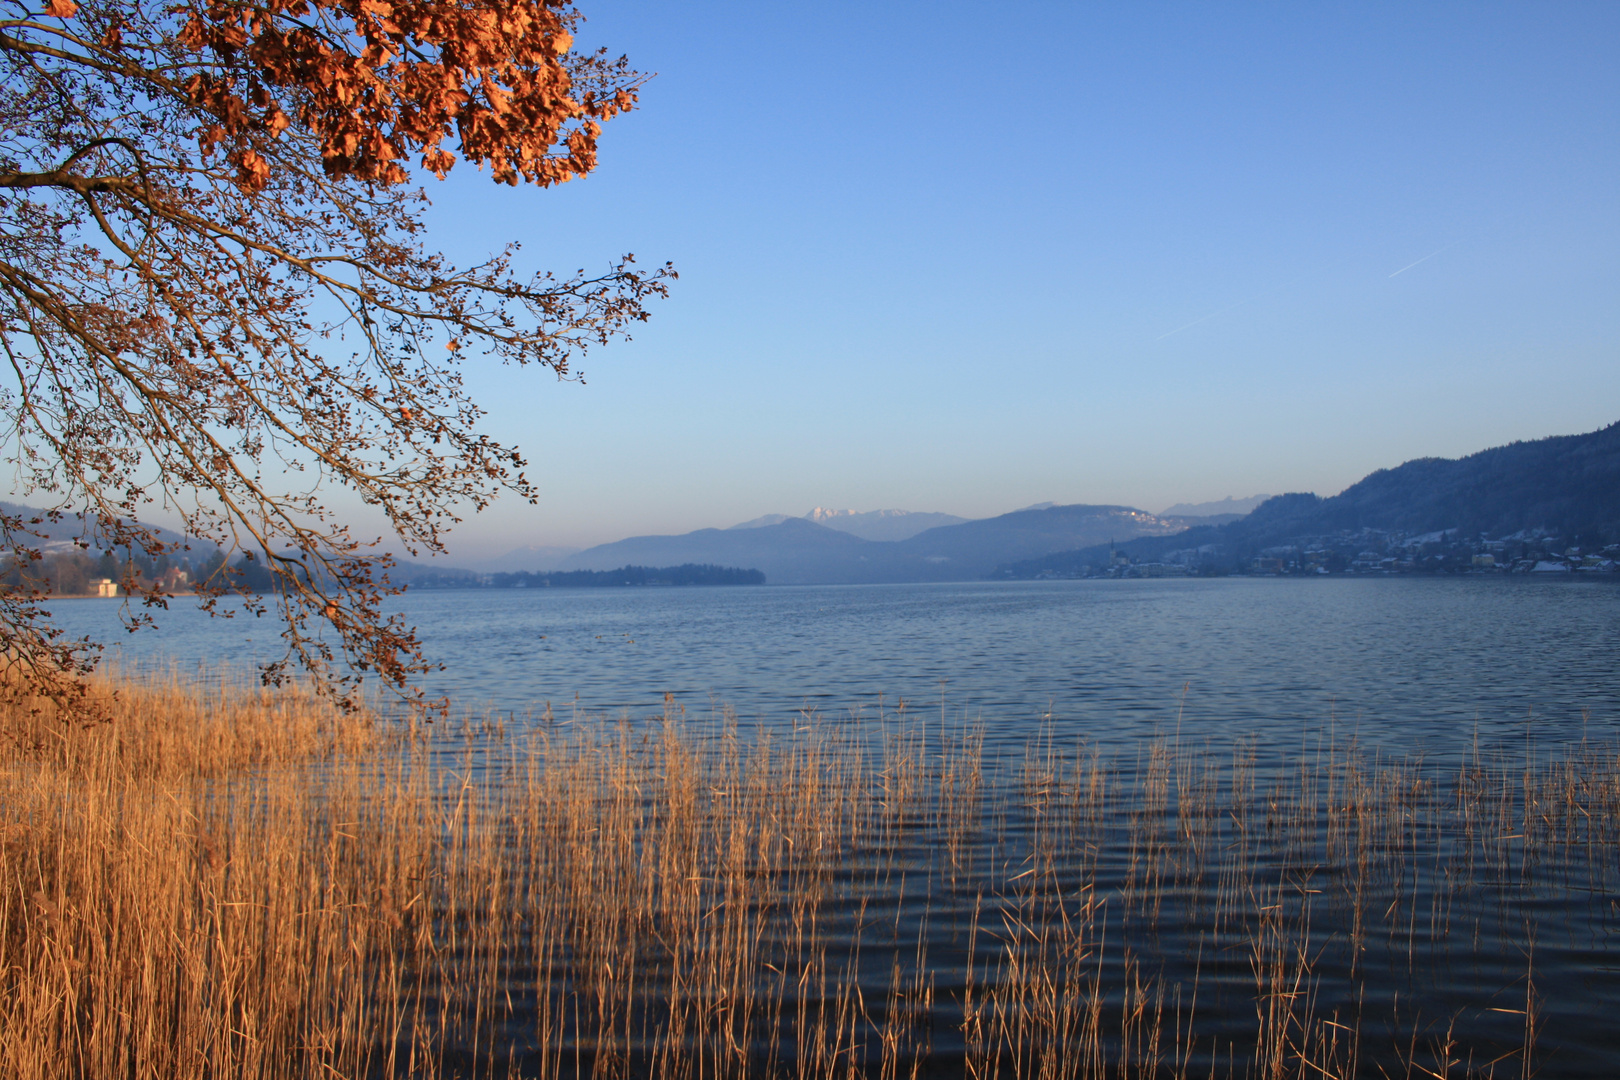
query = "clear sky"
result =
(416, 0, 1618, 560)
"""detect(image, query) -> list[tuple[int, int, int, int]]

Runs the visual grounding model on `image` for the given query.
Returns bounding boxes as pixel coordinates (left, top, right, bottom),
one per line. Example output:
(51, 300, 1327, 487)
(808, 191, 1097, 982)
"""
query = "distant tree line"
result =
(490, 565, 765, 589)
(0, 546, 232, 596)
(2, 554, 766, 595)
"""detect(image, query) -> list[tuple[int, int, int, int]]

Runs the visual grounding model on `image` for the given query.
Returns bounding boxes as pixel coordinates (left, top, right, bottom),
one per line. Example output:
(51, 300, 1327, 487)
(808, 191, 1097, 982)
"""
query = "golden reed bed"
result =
(1, 671, 1616, 1079)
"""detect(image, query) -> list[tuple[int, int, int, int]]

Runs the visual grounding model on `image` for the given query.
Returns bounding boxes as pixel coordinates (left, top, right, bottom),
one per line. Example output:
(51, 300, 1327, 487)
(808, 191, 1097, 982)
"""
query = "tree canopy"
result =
(0, 0, 672, 710)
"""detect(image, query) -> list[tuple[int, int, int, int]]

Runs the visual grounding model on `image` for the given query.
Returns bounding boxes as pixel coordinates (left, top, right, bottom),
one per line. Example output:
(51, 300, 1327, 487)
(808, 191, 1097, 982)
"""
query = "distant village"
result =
(0, 544, 767, 595)
(1025, 529, 1620, 579)
(0, 545, 236, 597)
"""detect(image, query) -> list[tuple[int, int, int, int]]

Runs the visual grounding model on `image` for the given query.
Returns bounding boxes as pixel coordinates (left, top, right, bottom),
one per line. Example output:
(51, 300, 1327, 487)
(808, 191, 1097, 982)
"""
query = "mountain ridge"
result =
(729, 507, 972, 542)
(1161, 494, 1272, 518)
(559, 504, 1199, 584)
(1000, 421, 1620, 576)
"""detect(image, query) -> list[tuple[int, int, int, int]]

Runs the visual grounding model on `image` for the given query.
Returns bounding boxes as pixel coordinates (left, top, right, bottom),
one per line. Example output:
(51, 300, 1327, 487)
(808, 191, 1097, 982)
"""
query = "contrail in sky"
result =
(1155, 297, 1259, 340)
(1154, 250, 1360, 341)
(1389, 239, 1462, 278)
(1154, 243, 1432, 342)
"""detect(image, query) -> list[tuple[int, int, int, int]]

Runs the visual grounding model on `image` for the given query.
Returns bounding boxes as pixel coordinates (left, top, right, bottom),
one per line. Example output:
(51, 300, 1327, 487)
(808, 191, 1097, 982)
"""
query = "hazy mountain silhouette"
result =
(0, 501, 215, 557)
(729, 507, 971, 542)
(1161, 495, 1271, 518)
(891, 505, 1193, 571)
(559, 518, 877, 584)
(561, 504, 1197, 584)
(470, 544, 583, 573)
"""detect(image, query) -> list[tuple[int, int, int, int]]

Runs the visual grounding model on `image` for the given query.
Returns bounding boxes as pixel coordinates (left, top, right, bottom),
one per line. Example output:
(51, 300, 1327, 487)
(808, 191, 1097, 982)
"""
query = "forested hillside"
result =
(1001, 421, 1620, 577)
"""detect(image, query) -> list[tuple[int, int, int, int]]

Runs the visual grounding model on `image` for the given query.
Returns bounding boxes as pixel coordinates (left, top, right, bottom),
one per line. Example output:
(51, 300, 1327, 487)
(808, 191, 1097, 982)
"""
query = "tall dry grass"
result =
(1, 673, 1616, 1078)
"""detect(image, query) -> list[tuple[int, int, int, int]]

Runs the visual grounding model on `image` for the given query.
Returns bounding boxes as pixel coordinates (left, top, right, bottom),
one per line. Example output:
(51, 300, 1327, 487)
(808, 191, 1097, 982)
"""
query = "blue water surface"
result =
(47, 576, 1620, 755)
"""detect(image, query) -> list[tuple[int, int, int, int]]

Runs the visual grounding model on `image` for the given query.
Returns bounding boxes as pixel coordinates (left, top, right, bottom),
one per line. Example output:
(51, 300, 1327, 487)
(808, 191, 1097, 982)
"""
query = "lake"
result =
(52, 575, 1620, 756)
(41, 575, 1620, 1076)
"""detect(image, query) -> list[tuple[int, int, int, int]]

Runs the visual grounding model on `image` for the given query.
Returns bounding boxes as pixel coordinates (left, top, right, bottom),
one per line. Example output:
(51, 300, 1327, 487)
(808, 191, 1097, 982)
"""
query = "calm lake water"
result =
(52, 576, 1620, 755)
(45, 576, 1620, 1075)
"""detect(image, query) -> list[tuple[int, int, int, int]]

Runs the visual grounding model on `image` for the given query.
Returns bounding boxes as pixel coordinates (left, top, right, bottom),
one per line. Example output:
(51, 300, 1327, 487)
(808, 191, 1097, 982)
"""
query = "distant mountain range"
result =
(0, 501, 216, 558)
(729, 507, 972, 542)
(470, 543, 583, 573)
(557, 505, 1202, 585)
(21, 421, 1612, 590)
(1160, 494, 1272, 518)
(470, 509, 965, 571)
(1002, 421, 1620, 576)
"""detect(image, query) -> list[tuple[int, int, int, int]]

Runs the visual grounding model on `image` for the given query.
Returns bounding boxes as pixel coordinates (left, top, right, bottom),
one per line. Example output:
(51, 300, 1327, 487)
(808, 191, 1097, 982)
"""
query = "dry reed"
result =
(1, 672, 1615, 1078)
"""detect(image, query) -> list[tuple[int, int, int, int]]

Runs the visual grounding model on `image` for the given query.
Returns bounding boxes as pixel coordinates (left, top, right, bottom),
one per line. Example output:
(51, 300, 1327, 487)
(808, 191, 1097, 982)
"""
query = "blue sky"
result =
(417, 1, 1618, 558)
